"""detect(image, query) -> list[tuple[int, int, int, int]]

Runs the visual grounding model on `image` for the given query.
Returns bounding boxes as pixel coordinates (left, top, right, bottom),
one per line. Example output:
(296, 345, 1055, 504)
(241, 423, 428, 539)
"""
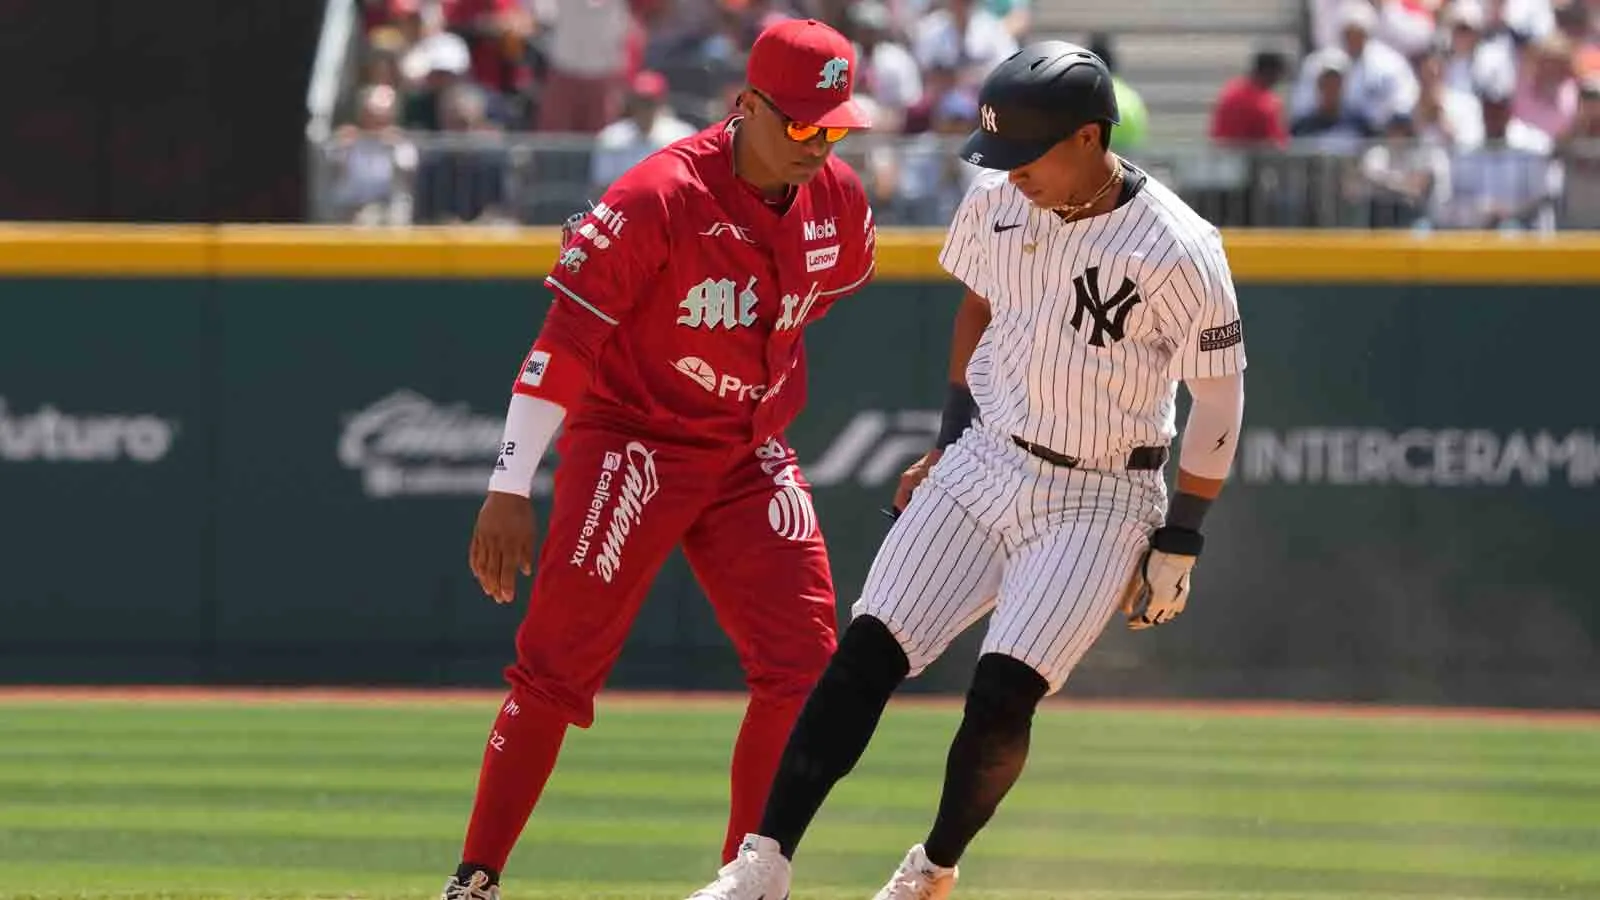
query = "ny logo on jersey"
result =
(679, 276, 760, 330)
(817, 57, 849, 91)
(1069, 266, 1143, 347)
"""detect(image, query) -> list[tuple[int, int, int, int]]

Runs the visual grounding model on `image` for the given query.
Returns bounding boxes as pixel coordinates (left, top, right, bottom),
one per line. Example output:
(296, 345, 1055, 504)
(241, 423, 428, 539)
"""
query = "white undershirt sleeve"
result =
(1177, 371, 1244, 481)
(486, 394, 568, 497)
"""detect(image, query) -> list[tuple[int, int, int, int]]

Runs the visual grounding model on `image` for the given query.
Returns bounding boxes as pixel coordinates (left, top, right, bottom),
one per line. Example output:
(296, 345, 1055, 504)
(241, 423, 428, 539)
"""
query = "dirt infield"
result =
(1, 685, 1597, 725)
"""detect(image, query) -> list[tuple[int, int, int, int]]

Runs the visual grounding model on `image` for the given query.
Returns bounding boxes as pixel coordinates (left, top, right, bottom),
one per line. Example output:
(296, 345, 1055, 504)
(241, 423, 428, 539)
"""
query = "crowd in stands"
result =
(321, 0, 1600, 230)
(1210, 0, 1600, 228)
(326, 0, 1038, 225)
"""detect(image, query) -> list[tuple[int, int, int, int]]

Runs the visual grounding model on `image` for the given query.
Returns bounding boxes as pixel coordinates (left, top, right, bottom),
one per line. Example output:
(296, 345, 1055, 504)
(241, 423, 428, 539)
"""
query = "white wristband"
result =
(487, 394, 567, 497)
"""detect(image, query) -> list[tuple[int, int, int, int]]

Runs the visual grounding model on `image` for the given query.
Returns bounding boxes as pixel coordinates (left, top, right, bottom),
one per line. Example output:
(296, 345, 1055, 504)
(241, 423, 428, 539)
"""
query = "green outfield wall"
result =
(0, 228, 1595, 707)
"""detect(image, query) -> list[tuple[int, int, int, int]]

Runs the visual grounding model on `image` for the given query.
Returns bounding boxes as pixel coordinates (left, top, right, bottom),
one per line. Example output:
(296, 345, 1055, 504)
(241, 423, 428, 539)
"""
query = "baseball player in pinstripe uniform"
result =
(685, 42, 1247, 900)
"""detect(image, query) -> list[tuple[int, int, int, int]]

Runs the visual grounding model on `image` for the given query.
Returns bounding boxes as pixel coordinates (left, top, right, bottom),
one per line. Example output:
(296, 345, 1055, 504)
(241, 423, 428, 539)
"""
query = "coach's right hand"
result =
(892, 449, 943, 515)
(469, 491, 537, 605)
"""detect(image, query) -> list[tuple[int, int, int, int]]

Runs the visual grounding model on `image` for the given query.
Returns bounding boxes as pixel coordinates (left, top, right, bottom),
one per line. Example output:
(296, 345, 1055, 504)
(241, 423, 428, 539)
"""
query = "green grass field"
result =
(0, 695, 1596, 900)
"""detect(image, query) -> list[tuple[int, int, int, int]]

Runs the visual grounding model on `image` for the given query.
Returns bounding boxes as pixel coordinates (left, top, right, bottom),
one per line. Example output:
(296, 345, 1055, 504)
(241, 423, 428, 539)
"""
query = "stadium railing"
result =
(305, 131, 1600, 231)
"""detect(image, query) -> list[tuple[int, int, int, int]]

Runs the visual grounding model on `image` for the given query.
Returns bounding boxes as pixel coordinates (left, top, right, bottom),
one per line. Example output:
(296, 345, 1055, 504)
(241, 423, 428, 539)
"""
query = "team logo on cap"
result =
(817, 57, 849, 91)
(980, 104, 998, 133)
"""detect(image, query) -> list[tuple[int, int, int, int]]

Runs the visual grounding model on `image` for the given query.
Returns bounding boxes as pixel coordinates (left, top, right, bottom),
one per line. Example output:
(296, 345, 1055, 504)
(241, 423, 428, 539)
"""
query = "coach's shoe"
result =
(871, 844, 957, 900)
(685, 833, 791, 900)
(440, 869, 500, 900)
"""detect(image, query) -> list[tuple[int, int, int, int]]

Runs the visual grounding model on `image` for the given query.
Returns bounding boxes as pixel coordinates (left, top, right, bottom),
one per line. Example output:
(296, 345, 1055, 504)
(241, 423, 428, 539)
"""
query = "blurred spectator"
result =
(1360, 113, 1451, 224)
(398, 4, 470, 87)
(985, 0, 1031, 39)
(911, 0, 1019, 89)
(698, 3, 753, 69)
(1413, 49, 1486, 148)
(399, 18, 476, 130)
(444, 0, 539, 106)
(895, 0, 1031, 37)
(1088, 33, 1151, 154)
(590, 70, 698, 189)
(416, 83, 512, 223)
(849, 1, 923, 132)
(365, 41, 405, 91)
(1441, 0, 1498, 95)
(533, 0, 637, 134)
(869, 88, 983, 223)
(1314, 0, 1440, 53)
(1291, 49, 1379, 152)
(903, 61, 961, 134)
(729, 0, 799, 34)
(327, 84, 419, 225)
(1553, 2, 1600, 82)
(1471, 0, 1548, 89)
(361, 0, 397, 30)
(1437, 82, 1564, 228)
(1292, 3, 1418, 130)
(1211, 47, 1291, 147)
(1560, 78, 1600, 225)
(1374, 0, 1441, 58)
(1514, 34, 1581, 139)
(1493, 0, 1559, 42)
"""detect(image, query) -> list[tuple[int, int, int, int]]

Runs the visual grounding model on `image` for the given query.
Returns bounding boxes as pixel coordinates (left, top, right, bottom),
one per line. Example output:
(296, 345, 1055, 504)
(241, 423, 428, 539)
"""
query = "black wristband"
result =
(1151, 525, 1204, 556)
(935, 383, 977, 449)
(1165, 491, 1213, 532)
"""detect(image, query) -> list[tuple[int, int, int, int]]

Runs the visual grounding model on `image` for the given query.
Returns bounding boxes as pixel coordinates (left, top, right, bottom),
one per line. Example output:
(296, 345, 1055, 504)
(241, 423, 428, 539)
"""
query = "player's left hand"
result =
(469, 490, 537, 605)
(1118, 527, 1204, 630)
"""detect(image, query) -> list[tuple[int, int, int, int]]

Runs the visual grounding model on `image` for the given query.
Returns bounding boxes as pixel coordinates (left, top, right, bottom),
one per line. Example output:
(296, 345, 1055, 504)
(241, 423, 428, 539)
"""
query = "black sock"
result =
(758, 616, 909, 859)
(922, 654, 1049, 868)
(454, 862, 498, 885)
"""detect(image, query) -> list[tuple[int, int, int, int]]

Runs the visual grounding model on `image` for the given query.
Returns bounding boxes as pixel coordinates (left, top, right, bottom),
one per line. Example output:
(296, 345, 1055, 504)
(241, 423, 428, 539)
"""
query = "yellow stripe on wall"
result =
(1, 224, 1598, 283)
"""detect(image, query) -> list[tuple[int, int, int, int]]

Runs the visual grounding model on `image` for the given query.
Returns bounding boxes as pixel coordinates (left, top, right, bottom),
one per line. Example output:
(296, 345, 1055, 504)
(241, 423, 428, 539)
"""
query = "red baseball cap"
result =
(630, 69, 668, 101)
(746, 19, 873, 128)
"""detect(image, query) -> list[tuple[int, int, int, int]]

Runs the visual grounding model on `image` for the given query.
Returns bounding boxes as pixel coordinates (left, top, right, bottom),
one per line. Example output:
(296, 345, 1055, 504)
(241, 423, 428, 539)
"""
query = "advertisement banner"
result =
(0, 268, 1594, 705)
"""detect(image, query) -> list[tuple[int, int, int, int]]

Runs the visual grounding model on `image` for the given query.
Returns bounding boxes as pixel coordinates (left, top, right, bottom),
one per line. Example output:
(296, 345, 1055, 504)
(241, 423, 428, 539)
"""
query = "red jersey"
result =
(515, 117, 877, 446)
(1210, 76, 1289, 148)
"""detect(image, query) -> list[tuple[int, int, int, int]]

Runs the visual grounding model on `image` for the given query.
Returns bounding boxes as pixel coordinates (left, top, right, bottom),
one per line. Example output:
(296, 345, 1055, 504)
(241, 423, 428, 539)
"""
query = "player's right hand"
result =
(892, 449, 943, 515)
(469, 490, 538, 605)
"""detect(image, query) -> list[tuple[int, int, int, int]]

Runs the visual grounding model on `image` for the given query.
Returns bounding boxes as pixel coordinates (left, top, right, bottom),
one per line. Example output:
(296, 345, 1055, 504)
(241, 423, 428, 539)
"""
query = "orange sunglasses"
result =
(753, 92, 850, 144)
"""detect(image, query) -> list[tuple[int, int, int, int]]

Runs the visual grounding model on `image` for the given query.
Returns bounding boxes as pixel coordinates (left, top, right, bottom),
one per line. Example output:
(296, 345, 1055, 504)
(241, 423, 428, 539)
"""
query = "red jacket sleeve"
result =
(511, 172, 672, 408)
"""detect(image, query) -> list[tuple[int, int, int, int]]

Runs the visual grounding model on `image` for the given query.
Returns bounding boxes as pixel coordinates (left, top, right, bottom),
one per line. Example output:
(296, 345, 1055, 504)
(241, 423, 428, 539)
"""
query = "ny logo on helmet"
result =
(817, 57, 849, 91)
(980, 104, 998, 133)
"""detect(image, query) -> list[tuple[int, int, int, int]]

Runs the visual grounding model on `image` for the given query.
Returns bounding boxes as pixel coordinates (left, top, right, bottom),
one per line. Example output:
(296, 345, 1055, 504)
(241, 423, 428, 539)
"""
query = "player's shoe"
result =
(685, 833, 791, 900)
(439, 870, 500, 900)
(871, 844, 958, 900)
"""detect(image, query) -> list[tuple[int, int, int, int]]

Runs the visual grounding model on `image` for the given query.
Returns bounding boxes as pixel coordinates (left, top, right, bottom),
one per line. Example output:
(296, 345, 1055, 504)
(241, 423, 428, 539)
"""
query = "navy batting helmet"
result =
(960, 42, 1120, 171)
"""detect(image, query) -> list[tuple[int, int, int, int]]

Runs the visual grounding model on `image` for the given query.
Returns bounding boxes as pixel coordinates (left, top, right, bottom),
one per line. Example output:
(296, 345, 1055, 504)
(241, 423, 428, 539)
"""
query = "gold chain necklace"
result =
(1052, 157, 1124, 222)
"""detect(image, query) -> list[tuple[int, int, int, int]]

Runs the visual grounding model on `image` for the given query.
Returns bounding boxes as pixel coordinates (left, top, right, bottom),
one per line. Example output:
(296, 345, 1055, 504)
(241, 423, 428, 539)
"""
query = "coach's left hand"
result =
(1118, 527, 1203, 630)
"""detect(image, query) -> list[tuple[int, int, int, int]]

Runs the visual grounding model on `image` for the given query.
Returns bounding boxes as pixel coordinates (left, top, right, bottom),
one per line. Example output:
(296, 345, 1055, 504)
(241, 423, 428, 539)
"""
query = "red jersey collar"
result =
(720, 116, 798, 212)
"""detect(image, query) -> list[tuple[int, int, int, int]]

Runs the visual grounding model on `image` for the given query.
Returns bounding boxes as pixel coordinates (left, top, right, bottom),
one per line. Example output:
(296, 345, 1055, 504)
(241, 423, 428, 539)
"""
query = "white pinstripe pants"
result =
(851, 426, 1166, 692)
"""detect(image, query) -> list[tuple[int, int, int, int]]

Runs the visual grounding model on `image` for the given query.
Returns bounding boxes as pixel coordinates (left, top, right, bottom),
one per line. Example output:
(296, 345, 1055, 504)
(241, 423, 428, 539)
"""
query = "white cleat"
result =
(440, 870, 500, 900)
(686, 833, 792, 900)
(871, 844, 958, 900)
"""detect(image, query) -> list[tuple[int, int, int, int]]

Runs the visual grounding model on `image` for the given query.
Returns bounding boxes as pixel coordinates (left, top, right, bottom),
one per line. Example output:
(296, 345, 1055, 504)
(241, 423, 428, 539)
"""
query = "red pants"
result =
(507, 425, 838, 726)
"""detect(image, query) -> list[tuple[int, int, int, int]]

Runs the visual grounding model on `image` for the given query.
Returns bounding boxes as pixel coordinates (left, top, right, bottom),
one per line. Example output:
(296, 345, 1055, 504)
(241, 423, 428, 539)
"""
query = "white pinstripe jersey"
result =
(938, 164, 1248, 461)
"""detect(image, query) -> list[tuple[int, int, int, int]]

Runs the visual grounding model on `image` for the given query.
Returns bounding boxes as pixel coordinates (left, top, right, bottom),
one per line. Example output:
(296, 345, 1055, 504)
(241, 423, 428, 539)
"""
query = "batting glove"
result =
(1118, 526, 1204, 630)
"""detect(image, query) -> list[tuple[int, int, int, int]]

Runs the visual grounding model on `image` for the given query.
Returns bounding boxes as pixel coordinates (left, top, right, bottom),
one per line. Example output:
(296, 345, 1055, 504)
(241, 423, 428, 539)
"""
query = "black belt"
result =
(1011, 436, 1168, 471)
